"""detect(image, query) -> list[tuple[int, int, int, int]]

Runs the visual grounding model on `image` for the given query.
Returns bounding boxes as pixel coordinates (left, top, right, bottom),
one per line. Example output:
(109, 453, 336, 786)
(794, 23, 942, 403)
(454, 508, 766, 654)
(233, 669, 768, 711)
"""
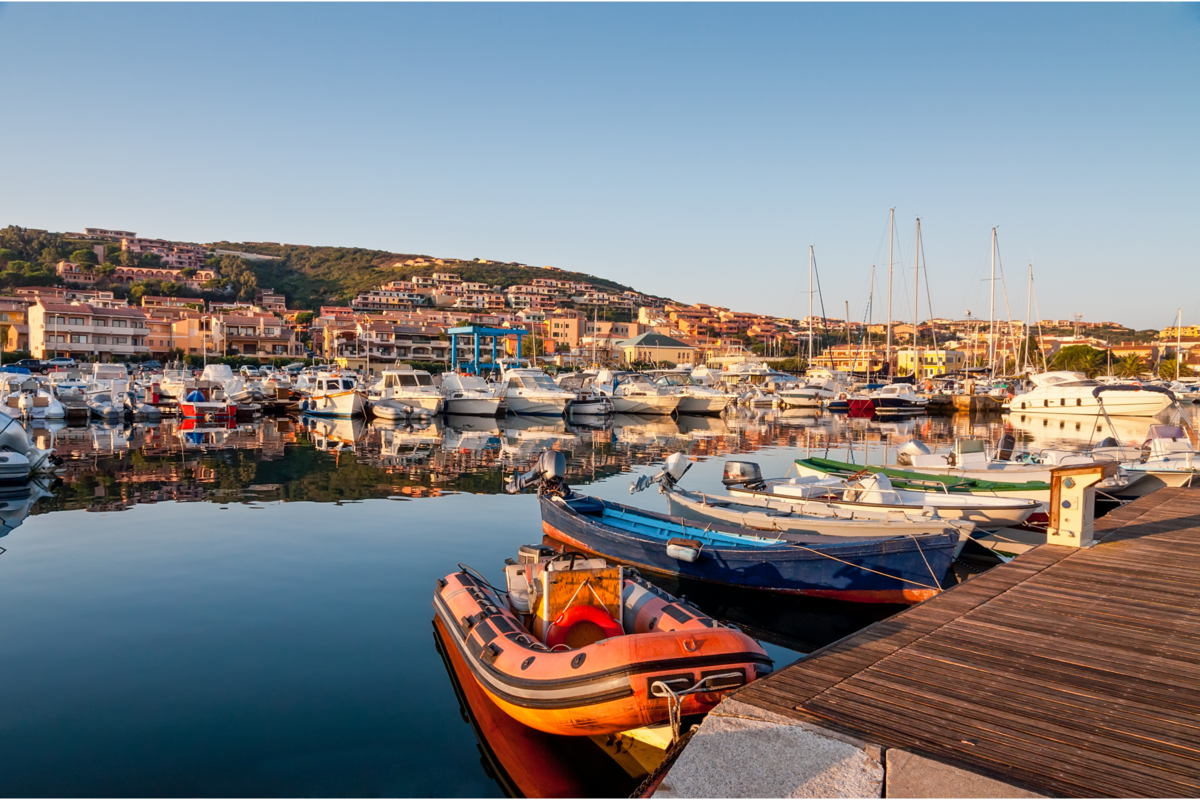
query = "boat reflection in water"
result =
(433, 619, 641, 798)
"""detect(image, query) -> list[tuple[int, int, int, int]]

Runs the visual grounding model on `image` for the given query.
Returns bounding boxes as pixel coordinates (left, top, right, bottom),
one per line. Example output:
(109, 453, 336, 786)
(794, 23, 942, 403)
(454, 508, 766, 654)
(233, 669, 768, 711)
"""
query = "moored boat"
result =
(179, 388, 238, 420)
(434, 524, 771, 735)
(511, 452, 957, 604)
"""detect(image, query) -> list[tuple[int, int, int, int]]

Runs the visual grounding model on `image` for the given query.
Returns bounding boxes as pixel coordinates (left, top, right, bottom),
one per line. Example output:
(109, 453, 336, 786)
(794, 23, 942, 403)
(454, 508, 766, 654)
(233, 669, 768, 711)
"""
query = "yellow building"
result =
(1162, 326, 1200, 339)
(897, 348, 968, 379)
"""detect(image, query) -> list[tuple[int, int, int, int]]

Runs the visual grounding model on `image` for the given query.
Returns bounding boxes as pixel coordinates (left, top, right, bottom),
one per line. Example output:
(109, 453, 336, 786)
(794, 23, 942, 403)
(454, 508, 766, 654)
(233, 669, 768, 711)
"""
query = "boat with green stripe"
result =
(792, 457, 1054, 503)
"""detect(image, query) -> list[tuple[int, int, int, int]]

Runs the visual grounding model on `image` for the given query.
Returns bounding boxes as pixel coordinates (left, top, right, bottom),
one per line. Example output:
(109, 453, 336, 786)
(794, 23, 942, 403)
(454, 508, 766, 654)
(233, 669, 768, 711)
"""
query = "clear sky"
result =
(2, 3, 1197, 330)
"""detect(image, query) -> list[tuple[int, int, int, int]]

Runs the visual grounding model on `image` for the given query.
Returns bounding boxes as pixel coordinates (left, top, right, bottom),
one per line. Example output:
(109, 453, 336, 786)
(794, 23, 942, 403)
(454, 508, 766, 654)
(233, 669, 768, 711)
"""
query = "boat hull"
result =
(444, 397, 504, 416)
(180, 401, 237, 420)
(504, 396, 569, 416)
(611, 396, 679, 416)
(541, 494, 954, 604)
(727, 485, 1038, 531)
(1010, 392, 1173, 417)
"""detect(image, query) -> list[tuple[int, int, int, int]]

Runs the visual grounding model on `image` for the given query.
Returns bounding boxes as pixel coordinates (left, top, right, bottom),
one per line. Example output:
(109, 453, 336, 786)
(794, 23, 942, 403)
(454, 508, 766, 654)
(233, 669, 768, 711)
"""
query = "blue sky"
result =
(2, 3, 1197, 329)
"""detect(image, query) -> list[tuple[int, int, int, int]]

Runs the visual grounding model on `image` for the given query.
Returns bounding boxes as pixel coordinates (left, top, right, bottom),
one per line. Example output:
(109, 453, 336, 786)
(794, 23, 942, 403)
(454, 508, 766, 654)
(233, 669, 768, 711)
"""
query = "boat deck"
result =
(727, 487, 1200, 797)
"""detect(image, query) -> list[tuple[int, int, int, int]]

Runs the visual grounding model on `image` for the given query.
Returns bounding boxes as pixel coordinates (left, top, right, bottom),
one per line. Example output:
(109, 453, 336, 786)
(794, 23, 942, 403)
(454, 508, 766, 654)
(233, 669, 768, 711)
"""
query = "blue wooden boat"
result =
(538, 493, 956, 604)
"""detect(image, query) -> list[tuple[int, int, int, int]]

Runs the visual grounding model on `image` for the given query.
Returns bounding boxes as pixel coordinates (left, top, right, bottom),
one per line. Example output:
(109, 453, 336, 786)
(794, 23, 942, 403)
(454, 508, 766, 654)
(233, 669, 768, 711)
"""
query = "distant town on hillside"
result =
(0, 223, 1189, 379)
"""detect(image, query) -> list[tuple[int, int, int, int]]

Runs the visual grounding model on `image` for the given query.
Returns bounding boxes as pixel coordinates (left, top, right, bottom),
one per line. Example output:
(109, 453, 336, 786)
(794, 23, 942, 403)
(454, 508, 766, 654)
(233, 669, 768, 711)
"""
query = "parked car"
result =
(141, 360, 163, 370)
(46, 357, 76, 367)
(9, 359, 47, 374)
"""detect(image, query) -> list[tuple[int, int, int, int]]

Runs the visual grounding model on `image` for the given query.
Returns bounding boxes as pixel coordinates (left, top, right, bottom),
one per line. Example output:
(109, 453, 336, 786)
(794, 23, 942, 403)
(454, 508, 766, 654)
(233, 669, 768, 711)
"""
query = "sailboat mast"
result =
(1024, 263, 1033, 375)
(1178, 308, 1183, 381)
(913, 217, 921, 381)
(989, 227, 997, 376)
(808, 245, 814, 363)
(886, 208, 894, 375)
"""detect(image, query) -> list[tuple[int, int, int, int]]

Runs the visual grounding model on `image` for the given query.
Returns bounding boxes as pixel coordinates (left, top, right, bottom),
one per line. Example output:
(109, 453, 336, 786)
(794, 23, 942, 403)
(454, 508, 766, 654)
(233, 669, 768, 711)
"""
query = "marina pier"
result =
(655, 487, 1200, 798)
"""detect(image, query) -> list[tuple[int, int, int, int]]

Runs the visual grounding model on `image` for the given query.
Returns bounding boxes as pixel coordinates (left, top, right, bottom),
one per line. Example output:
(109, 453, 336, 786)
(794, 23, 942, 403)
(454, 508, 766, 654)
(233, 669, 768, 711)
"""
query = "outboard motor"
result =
(994, 433, 1016, 462)
(518, 543, 556, 564)
(505, 449, 568, 496)
(721, 460, 765, 490)
(630, 452, 692, 494)
(1095, 436, 1120, 450)
(896, 439, 932, 467)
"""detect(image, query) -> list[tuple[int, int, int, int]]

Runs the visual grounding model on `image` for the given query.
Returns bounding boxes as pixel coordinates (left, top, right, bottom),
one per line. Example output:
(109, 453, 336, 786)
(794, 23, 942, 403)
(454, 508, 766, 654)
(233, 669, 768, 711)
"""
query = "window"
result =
(112, 319, 127, 328)
(68, 317, 84, 326)
(95, 319, 108, 327)
(114, 337, 128, 345)
(95, 336, 107, 344)
(70, 334, 87, 344)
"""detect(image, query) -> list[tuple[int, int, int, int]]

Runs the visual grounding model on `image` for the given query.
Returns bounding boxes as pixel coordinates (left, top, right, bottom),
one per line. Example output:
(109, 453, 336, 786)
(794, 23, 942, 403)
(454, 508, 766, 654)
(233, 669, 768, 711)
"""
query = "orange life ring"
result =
(545, 604, 623, 649)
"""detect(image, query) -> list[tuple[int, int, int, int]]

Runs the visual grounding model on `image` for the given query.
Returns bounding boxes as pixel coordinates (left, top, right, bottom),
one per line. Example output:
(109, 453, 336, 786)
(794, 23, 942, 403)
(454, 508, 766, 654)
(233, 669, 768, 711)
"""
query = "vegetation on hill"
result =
(204, 241, 650, 310)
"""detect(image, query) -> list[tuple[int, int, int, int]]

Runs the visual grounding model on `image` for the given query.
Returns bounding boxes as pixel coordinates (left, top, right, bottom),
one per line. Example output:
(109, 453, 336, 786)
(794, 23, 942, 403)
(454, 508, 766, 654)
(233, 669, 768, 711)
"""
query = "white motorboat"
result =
(719, 460, 1040, 530)
(777, 369, 849, 409)
(440, 372, 506, 416)
(552, 371, 615, 416)
(368, 367, 443, 420)
(295, 372, 366, 418)
(498, 361, 574, 416)
(200, 364, 261, 404)
(301, 413, 367, 452)
(159, 365, 196, 400)
(868, 383, 927, 416)
(1095, 424, 1200, 497)
(0, 376, 65, 420)
(1010, 371, 1174, 417)
(651, 372, 735, 415)
(595, 370, 680, 416)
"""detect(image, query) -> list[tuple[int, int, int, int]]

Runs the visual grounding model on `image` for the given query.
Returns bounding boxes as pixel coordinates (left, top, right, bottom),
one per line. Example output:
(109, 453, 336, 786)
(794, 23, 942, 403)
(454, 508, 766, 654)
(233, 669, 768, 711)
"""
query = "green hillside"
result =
(206, 241, 652, 311)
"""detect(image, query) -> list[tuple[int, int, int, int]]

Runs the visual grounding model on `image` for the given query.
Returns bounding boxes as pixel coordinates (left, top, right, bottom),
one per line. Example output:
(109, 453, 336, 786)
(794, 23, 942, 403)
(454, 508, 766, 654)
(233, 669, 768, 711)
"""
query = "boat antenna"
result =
(913, 217, 921, 380)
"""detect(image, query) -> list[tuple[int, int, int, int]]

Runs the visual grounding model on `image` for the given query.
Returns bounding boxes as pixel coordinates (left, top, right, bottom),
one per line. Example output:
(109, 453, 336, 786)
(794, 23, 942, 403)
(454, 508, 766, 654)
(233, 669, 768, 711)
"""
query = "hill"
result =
(205, 241, 655, 311)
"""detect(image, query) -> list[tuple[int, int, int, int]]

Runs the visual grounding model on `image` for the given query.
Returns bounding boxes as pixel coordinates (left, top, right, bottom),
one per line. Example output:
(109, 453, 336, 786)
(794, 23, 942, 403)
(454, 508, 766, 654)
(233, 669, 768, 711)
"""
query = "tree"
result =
(1157, 358, 1193, 380)
(1115, 354, 1145, 378)
(70, 249, 98, 266)
(161, 281, 181, 296)
(294, 311, 315, 325)
(118, 249, 138, 267)
(180, 267, 197, 278)
(1050, 345, 1109, 378)
(95, 263, 116, 278)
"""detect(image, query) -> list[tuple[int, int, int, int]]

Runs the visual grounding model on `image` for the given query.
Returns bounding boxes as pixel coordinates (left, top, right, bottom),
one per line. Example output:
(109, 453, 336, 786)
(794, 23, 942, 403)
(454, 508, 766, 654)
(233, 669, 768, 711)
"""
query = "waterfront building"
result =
(896, 347, 968, 379)
(616, 332, 696, 366)
(29, 299, 151, 360)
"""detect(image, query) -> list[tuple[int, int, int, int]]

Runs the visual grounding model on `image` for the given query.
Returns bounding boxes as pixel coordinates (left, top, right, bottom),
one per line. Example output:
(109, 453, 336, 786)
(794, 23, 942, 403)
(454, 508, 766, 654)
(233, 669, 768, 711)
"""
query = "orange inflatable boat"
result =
(434, 545, 773, 737)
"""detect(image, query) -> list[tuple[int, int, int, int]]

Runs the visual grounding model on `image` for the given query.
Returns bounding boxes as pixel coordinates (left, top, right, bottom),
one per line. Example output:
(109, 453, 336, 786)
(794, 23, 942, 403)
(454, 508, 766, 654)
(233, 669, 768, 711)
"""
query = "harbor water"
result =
(2, 406, 1195, 796)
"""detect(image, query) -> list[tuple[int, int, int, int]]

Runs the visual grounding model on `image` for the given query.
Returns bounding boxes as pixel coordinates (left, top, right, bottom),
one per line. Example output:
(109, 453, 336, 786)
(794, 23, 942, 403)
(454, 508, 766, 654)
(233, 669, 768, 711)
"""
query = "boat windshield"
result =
(415, 374, 434, 386)
(655, 375, 695, 387)
(619, 375, 655, 388)
(515, 374, 559, 391)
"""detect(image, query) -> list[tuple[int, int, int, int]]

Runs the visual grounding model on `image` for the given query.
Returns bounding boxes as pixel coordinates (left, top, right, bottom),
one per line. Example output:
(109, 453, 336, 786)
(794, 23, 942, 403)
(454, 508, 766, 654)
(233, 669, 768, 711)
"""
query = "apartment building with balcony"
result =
(29, 299, 151, 360)
(351, 287, 425, 312)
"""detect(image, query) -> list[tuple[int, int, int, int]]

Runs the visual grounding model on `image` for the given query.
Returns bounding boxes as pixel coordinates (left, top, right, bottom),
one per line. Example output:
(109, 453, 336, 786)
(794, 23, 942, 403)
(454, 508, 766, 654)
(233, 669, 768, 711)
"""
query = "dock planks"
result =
(733, 487, 1200, 797)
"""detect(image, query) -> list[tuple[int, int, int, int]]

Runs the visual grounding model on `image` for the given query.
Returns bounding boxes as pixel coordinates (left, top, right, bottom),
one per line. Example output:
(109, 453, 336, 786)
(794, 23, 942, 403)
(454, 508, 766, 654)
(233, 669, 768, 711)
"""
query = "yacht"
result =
(650, 372, 735, 415)
(295, 372, 366, 417)
(777, 369, 849, 409)
(594, 370, 681, 416)
(440, 372, 506, 416)
(368, 367, 443, 419)
(1011, 371, 1174, 417)
(497, 361, 574, 416)
(868, 383, 927, 416)
(554, 372, 615, 417)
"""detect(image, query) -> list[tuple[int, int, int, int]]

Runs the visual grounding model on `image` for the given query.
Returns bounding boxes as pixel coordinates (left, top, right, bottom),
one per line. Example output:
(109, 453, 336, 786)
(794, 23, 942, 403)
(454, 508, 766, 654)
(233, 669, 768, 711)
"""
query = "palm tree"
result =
(1157, 358, 1193, 380)
(1115, 354, 1145, 379)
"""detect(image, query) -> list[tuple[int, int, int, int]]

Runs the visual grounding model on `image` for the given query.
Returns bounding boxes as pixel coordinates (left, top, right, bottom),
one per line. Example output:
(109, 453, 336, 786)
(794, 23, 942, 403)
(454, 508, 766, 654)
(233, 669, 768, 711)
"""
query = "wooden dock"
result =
(657, 488, 1200, 798)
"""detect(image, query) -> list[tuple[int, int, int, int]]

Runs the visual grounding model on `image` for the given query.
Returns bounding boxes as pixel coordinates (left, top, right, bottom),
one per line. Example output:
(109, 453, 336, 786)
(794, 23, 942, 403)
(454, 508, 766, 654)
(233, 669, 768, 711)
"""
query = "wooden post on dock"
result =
(1046, 462, 1119, 547)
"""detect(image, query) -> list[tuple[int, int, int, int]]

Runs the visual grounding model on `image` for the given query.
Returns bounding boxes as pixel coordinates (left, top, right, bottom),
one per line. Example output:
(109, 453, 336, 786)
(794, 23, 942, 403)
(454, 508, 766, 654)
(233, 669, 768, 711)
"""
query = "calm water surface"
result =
(2, 406, 1193, 796)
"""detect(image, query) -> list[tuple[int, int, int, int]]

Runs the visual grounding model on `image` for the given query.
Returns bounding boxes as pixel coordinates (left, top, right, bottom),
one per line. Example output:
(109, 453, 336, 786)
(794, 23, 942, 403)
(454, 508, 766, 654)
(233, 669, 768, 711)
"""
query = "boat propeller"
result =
(630, 452, 691, 494)
(505, 450, 567, 495)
